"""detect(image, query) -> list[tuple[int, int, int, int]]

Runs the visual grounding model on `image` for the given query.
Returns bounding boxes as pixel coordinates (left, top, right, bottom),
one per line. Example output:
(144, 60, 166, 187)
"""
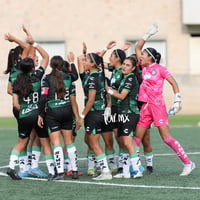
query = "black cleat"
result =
(72, 171, 79, 179)
(7, 168, 22, 180)
(48, 173, 56, 181)
(146, 166, 153, 175)
(52, 173, 65, 181)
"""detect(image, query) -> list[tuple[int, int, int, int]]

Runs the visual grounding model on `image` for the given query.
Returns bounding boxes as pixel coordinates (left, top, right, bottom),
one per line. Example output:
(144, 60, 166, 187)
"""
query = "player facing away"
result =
(133, 23, 195, 176)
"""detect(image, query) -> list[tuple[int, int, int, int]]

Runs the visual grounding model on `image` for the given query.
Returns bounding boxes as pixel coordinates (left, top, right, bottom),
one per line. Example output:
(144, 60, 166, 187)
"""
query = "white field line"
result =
(0, 152, 200, 169)
(0, 172, 200, 190)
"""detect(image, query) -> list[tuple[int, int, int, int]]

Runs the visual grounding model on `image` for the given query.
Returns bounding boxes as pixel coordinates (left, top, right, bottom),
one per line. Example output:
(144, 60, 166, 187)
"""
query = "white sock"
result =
(27, 147, 32, 171)
(9, 150, 20, 170)
(96, 154, 110, 173)
(53, 145, 64, 174)
(144, 152, 153, 167)
(31, 146, 41, 169)
(45, 154, 55, 175)
(64, 154, 72, 172)
(19, 151, 28, 173)
(66, 144, 78, 171)
(88, 151, 95, 170)
(123, 153, 130, 174)
(130, 155, 141, 172)
(106, 150, 117, 170)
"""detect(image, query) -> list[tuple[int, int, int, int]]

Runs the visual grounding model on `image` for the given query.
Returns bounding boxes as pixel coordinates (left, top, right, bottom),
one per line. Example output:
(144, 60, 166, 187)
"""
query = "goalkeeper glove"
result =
(142, 23, 158, 41)
(104, 107, 111, 121)
(168, 93, 182, 115)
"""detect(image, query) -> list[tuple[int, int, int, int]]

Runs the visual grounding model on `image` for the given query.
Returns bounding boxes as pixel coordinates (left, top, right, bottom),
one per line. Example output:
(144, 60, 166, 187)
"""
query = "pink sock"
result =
(163, 135, 191, 164)
(133, 136, 141, 148)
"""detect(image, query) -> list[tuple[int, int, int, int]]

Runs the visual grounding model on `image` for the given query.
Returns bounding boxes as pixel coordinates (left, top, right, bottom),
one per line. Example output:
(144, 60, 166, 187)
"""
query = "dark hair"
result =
(125, 56, 142, 84)
(145, 47, 161, 64)
(50, 56, 66, 99)
(114, 49, 126, 64)
(4, 46, 23, 74)
(13, 57, 34, 97)
(63, 60, 70, 73)
(88, 53, 103, 67)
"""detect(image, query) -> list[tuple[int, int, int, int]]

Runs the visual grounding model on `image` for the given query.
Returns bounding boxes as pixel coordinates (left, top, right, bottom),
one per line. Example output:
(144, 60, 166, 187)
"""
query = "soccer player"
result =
(38, 55, 80, 180)
(106, 56, 144, 178)
(134, 23, 195, 176)
(77, 52, 112, 180)
(6, 34, 54, 180)
(4, 28, 47, 178)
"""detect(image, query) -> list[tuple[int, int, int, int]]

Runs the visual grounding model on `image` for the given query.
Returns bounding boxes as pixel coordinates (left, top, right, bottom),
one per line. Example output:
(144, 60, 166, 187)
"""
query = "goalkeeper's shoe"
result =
(180, 162, 196, 176)
(29, 167, 48, 178)
(7, 168, 21, 180)
(92, 172, 112, 181)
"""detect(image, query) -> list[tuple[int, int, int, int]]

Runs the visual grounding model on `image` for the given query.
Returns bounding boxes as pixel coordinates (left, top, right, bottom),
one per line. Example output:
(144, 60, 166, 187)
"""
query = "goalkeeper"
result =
(133, 23, 195, 176)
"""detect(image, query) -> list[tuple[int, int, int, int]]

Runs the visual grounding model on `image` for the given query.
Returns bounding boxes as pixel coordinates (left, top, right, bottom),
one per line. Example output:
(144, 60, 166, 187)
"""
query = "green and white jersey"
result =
(9, 58, 22, 84)
(83, 70, 106, 111)
(117, 73, 140, 114)
(41, 71, 73, 109)
(13, 66, 45, 118)
(108, 66, 123, 105)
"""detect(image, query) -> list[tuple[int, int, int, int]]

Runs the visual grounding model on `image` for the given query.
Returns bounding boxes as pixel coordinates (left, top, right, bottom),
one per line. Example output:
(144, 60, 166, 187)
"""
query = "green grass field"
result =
(0, 115, 200, 200)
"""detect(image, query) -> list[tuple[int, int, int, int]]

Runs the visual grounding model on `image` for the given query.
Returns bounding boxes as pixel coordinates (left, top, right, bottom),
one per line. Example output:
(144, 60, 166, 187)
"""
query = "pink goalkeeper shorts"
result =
(137, 103, 169, 128)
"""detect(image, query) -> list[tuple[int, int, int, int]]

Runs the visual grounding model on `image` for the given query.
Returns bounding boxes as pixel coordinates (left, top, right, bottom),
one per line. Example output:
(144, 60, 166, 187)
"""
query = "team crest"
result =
(151, 69, 156, 75)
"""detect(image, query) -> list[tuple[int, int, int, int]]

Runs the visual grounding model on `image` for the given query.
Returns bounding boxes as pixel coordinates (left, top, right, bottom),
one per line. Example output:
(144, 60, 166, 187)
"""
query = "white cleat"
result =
(113, 173, 131, 179)
(180, 162, 196, 176)
(92, 172, 112, 181)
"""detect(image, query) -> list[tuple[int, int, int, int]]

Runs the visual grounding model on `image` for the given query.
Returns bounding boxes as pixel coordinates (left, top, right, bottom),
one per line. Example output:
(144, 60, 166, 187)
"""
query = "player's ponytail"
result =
(13, 57, 34, 97)
(50, 56, 66, 99)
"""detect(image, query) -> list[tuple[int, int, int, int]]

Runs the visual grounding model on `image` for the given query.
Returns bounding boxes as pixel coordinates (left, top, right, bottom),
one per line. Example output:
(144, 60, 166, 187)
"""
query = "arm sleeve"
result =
(32, 66, 45, 80)
(160, 66, 171, 79)
(70, 63, 78, 82)
(38, 76, 48, 117)
(70, 82, 76, 96)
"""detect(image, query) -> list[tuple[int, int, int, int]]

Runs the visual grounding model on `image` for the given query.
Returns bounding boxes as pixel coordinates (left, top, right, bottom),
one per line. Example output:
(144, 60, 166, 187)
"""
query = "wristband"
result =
(80, 114, 85, 119)
(108, 88, 113, 95)
(104, 47, 108, 51)
(32, 42, 38, 48)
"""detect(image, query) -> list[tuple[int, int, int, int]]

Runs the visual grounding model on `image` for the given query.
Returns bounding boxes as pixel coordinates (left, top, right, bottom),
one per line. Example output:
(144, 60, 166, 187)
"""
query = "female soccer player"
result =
(6, 35, 54, 180)
(77, 52, 112, 180)
(38, 55, 80, 180)
(106, 56, 144, 178)
(134, 23, 195, 176)
(5, 28, 47, 178)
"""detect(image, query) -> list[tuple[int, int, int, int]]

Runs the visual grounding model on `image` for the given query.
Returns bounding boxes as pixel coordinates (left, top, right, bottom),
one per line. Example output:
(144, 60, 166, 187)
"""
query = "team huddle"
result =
(4, 23, 195, 181)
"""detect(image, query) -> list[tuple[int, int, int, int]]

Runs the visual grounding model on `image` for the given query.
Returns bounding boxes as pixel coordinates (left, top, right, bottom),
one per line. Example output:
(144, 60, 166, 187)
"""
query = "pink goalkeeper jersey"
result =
(138, 63, 171, 105)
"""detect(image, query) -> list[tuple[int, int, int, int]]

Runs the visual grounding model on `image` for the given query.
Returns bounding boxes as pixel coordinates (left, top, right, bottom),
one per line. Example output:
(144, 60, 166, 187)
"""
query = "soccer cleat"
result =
(52, 173, 65, 181)
(93, 167, 101, 177)
(72, 171, 79, 179)
(18, 171, 31, 178)
(87, 168, 95, 176)
(92, 172, 112, 181)
(29, 167, 48, 178)
(7, 168, 22, 180)
(146, 166, 153, 175)
(65, 170, 83, 176)
(180, 162, 196, 176)
(110, 168, 118, 174)
(113, 173, 130, 179)
(47, 173, 56, 181)
(133, 165, 144, 179)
